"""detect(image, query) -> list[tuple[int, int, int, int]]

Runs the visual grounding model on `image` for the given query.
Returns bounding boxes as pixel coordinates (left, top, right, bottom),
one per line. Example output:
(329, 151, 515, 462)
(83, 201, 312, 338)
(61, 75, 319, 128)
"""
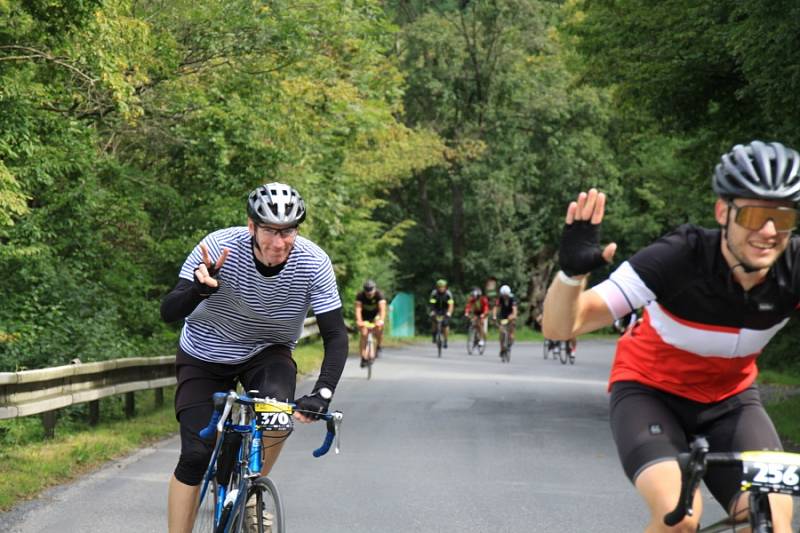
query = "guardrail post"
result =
(88, 400, 100, 426)
(125, 392, 135, 419)
(154, 387, 164, 407)
(42, 410, 57, 439)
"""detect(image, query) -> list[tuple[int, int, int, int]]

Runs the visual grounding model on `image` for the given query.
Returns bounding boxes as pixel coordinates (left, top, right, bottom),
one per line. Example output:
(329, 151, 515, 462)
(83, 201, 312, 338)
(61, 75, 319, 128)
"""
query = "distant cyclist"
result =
(492, 284, 518, 346)
(543, 141, 800, 532)
(355, 279, 387, 367)
(464, 287, 489, 348)
(429, 279, 454, 348)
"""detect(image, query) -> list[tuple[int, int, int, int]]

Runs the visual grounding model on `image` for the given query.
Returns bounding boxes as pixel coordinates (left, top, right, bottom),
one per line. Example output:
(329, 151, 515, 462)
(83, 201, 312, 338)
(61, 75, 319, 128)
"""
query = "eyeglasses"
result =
(728, 201, 799, 232)
(257, 225, 298, 238)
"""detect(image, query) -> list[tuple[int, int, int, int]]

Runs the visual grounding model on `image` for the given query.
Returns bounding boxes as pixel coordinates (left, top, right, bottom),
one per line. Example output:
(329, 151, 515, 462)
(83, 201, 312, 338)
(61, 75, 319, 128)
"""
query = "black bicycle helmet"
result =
(713, 141, 800, 202)
(247, 182, 306, 226)
(363, 279, 376, 291)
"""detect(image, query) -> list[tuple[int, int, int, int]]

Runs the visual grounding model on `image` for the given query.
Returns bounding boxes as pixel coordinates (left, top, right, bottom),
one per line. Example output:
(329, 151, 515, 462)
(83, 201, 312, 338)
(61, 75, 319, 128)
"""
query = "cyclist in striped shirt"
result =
(543, 141, 799, 532)
(161, 182, 348, 533)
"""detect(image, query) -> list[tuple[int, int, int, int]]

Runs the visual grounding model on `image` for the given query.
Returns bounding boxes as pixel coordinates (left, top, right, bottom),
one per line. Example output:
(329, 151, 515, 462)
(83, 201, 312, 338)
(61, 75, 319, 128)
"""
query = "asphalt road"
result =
(3, 338, 787, 532)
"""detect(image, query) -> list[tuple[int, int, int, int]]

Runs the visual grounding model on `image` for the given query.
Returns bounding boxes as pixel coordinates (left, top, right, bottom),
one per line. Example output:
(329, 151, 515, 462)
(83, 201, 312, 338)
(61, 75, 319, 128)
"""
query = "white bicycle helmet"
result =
(713, 141, 800, 202)
(499, 285, 511, 297)
(247, 182, 306, 226)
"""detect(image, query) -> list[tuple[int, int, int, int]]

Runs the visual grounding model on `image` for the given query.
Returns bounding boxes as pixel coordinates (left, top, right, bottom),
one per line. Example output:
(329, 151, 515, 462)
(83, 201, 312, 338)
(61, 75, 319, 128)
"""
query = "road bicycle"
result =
(432, 314, 445, 358)
(497, 318, 512, 363)
(542, 339, 574, 364)
(193, 390, 343, 533)
(466, 315, 485, 355)
(361, 320, 377, 379)
(665, 435, 800, 532)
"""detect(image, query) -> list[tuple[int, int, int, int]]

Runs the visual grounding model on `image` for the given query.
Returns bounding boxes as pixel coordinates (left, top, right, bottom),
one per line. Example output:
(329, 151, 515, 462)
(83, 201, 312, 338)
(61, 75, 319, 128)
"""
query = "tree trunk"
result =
(451, 176, 465, 287)
(527, 247, 557, 327)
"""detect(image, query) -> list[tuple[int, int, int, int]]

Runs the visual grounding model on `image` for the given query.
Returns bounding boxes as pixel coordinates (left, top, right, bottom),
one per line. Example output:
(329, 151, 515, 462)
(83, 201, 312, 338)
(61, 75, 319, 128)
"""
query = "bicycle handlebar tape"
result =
(663, 507, 687, 527)
(558, 221, 608, 277)
(198, 410, 222, 440)
(313, 430, 335, 457)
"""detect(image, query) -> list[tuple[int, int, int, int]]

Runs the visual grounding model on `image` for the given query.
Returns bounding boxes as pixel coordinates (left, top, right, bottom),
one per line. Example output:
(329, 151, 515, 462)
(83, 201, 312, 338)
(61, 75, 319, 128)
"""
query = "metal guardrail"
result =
(0, 317, 319, 437)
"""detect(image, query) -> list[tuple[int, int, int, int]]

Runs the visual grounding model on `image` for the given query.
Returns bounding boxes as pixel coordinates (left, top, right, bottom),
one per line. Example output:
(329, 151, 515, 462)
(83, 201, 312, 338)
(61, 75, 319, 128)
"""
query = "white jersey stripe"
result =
(645, 302, 788, 358)
(592, 261, 656, 319)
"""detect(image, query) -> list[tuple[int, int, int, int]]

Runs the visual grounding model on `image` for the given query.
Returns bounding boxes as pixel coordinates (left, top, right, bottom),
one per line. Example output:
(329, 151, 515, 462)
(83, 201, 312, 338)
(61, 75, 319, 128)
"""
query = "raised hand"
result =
(559, 188, 617, 277)
(195, 243, 230, 289)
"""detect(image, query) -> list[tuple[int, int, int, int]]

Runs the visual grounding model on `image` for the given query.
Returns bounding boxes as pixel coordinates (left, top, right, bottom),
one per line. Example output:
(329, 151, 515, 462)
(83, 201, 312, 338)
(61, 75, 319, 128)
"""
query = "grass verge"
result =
(0, 387, 179, 511)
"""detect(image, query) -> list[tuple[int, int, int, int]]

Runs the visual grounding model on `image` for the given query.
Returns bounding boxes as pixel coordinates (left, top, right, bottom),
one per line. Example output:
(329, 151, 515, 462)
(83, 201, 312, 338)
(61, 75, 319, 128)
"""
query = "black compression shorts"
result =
(609, 381, 782, 511)
(174, 344, 297, 416)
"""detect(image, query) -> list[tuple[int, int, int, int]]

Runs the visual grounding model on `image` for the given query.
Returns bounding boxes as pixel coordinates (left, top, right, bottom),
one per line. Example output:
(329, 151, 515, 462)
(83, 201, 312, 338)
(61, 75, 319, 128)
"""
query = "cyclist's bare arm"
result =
(377, 299, 387, 323)
(542, 277, 613, 339)
(355, 301, 363, 326)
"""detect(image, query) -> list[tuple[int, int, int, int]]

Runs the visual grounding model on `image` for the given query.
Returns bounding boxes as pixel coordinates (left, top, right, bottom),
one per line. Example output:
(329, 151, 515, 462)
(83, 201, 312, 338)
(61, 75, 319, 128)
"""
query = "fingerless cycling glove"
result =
(558, 221, 608, 276)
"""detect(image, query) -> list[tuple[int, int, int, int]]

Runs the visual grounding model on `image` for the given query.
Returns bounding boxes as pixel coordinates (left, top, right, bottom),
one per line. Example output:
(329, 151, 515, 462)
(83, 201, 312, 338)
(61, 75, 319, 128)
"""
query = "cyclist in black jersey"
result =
(492, 284, 518, 345)
(355, 279, 387, 366)
(429, 279, 454, 348)
(542, 141, 800, 532)
(160, 182, 348, 533)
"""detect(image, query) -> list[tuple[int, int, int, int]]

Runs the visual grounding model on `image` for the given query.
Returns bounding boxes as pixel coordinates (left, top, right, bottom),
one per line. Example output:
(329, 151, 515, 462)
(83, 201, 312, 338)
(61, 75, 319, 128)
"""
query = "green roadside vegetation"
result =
(0, 339, 328, 512)
(0, 388, 179, 511)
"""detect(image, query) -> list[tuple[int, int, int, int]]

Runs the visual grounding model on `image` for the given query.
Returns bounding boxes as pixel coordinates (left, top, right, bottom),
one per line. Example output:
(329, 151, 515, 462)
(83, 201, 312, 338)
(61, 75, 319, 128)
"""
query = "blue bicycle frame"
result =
(196, 390, 342, 531)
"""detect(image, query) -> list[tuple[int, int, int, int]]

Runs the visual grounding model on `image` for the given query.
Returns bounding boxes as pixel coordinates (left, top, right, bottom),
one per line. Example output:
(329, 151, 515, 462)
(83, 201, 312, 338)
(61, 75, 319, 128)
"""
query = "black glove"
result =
(558, 221, 608, 277)
(295, 390, 331, 420)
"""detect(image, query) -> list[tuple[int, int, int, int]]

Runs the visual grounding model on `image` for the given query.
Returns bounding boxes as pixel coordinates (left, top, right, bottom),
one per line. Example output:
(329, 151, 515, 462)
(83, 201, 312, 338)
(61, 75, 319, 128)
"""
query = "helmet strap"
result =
(723, 209, 761, 274)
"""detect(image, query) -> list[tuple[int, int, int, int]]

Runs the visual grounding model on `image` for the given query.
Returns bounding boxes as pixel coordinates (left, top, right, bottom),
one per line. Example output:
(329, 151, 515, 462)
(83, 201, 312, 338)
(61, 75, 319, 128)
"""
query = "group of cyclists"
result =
(162, 138, 800, 532)
(427, 279, 518, 355)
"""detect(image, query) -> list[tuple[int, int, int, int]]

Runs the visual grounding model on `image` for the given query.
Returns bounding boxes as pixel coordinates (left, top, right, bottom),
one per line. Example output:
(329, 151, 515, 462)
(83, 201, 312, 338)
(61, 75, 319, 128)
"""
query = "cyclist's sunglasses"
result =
(727, 201, 799, 232)
(256, 224, 298, 238)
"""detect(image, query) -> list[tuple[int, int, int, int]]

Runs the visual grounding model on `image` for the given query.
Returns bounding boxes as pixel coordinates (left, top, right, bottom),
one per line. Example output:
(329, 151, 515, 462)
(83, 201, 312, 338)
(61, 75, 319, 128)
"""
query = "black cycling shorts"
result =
(174, 344, 297, 417)
(431, 312, 450, 327)
(610, 381, 782, 511)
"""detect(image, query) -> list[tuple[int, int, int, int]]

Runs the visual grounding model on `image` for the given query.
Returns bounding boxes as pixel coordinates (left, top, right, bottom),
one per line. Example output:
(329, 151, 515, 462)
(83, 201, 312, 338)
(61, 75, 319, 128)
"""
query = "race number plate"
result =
(740, 451, 800, 495)
(254, 403, 294, 431)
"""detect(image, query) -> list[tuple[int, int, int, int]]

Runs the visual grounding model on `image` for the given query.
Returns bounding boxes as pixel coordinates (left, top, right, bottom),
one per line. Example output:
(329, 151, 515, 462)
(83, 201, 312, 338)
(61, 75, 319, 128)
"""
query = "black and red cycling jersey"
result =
(592, 224, 800, 403)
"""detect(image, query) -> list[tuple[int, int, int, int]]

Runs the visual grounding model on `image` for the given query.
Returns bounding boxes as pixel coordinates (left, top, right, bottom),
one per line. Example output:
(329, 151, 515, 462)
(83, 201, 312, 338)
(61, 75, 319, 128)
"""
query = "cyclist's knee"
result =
(174, 428, 213, 486)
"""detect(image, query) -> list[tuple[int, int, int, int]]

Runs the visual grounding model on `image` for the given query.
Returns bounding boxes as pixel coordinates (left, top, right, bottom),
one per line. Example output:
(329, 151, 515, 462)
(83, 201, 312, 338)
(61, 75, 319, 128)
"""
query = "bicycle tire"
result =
(478, 336, 485, 355)
(436, 328, 442, 358)
(466, 324, 475, 355)
(558, 342, 569, 365)
(233, 476, 284, 533)
(366, 332, 374, 379)
(542, 341, 548, 360)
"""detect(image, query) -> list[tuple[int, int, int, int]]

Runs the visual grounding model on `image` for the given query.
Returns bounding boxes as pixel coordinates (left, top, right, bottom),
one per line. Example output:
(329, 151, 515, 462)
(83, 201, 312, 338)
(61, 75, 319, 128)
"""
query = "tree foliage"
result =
(0, 0, 442, 370)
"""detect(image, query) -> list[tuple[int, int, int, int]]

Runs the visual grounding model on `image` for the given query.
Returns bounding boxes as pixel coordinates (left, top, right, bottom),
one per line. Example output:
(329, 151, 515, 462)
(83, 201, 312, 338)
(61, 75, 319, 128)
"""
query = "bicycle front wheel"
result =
(233, 476, 285, 533)
(558, 343, 569, 365)
(193, 478, 219, 533)
(467, 325, 475, 355)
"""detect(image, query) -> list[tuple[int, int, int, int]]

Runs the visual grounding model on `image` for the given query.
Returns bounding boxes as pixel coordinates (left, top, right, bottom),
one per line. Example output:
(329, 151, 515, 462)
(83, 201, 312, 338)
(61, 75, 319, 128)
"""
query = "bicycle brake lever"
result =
(332, 411, 343, 454)
(216, 391, 238, 433)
